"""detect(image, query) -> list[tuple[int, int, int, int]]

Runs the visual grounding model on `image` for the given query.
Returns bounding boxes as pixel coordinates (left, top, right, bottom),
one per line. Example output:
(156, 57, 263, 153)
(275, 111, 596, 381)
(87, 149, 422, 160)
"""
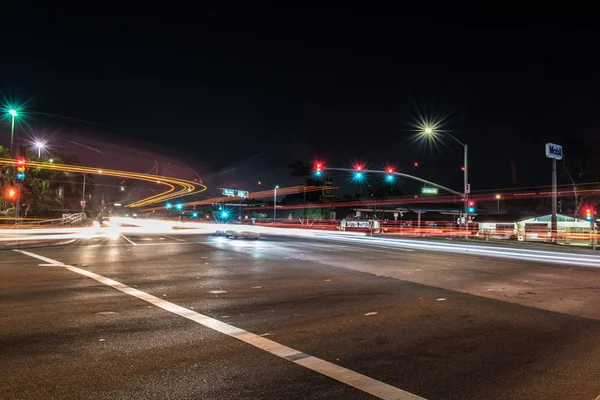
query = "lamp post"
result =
(495, 194, 501, 214)
(421, 126, 469, 232)
(9, 109, 18, 155)
(273, 185, 279, 223)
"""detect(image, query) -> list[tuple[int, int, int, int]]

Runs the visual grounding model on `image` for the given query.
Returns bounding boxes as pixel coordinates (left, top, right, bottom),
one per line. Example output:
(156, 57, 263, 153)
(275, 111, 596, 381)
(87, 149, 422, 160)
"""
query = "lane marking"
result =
(13, 249, 424, 400)
(120, 235, 138, 247)
(163, 234, 187, 242)
(85, 242, 193, 248)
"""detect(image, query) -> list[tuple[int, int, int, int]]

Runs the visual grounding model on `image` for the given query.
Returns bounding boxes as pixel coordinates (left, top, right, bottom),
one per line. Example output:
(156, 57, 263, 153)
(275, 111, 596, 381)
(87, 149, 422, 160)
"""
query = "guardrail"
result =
(4, 212, 87, 227)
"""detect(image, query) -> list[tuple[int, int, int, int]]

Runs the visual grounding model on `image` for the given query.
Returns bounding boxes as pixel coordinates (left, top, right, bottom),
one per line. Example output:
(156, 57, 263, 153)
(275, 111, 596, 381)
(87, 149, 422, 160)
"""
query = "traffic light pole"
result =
(10, 113, 16, 155)
(324, 168, 463, 197)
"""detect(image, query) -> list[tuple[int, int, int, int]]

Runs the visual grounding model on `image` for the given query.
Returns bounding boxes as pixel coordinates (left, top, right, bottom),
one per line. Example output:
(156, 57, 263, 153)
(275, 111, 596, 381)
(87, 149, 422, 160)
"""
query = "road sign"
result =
(421, 187, 438, 194)
(545, 143, 563, 160)
(221, 188, 249, 198)
(465, 184, 471, 194)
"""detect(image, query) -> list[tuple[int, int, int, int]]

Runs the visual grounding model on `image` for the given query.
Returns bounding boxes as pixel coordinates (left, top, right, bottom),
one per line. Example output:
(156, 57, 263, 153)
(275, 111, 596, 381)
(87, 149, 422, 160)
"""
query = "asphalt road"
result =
(1, 233, 600, 399)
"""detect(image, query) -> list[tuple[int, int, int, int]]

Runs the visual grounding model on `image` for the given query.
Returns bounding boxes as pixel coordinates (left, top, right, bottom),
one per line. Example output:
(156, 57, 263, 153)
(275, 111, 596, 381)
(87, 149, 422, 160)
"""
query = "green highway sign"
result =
(421, 187, 438, 194)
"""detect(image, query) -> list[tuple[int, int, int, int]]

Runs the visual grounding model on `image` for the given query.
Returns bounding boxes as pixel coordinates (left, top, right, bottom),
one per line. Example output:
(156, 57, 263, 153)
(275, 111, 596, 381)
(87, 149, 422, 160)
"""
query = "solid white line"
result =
(13, 249, 424, 400)
(120, 235, 138, 246)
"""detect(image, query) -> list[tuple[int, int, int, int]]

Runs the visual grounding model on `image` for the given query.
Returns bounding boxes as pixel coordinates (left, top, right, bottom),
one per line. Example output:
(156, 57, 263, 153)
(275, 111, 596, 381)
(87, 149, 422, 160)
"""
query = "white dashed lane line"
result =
(14, 249, 425, 400)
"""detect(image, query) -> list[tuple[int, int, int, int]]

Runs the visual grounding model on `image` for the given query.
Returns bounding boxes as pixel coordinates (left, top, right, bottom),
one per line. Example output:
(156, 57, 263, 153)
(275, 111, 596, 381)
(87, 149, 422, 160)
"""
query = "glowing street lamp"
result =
(495, 194, 501, 214)
(35, 141, 46, 158)
(420, 125, 469, 228)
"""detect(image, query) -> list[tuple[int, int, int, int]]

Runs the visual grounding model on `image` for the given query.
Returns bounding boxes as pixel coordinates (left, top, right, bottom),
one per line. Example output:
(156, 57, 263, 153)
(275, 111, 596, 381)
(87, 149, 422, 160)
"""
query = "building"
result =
(475, 214, 595, 243)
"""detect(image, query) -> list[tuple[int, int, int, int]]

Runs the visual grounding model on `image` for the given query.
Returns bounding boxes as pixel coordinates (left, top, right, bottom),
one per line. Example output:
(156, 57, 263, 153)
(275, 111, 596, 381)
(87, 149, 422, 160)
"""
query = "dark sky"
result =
(1, 6, 599, 195)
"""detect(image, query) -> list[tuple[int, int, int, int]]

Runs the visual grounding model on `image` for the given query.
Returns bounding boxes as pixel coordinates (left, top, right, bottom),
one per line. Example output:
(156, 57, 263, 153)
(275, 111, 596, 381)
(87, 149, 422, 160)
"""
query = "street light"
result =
(35, 141, 45, 158)
(495, 194, 501, 214)
(421, 125, 469, 230)
(273, 185, 279, 223)
(8, 109, 18, 155)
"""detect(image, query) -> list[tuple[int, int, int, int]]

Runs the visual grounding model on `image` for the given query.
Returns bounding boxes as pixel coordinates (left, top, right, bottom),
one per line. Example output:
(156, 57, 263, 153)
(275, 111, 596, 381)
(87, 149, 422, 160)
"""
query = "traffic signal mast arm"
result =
(323, 166, 464, 197)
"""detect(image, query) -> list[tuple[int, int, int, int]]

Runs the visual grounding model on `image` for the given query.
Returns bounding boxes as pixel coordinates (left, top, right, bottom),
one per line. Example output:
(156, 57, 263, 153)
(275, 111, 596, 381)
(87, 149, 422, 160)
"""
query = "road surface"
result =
(1, 232, 599, 399)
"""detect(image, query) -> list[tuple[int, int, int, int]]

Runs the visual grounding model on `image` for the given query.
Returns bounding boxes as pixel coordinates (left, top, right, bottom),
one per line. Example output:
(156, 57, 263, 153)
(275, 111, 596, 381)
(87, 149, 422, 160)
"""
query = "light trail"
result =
(141, 185, 332, 212)
(3, 218, 599, 268)
(0, 158, 206, 207)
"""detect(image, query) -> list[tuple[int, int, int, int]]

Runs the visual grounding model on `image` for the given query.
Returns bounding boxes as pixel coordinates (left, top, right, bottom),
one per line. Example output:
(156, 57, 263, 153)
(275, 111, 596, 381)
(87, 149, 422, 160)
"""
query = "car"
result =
(225, 229, 260, 239)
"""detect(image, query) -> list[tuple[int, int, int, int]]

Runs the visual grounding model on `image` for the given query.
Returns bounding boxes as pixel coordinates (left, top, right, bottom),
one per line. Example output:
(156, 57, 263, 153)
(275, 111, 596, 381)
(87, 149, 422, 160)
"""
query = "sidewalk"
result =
(377, 233, 600, 255)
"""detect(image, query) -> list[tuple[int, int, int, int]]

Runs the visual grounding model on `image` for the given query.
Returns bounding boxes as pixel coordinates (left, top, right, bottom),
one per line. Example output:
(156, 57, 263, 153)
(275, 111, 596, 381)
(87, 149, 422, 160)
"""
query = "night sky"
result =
(1, 7, 599, 195)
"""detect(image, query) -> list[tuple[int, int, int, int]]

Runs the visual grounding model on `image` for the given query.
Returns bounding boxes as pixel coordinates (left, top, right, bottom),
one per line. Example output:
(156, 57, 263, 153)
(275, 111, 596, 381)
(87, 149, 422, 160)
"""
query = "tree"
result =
(0, 145, 16, 213)
(289, 160, 322, 187)
(561, 139, 600, 215)
(0, 147, 95, 216)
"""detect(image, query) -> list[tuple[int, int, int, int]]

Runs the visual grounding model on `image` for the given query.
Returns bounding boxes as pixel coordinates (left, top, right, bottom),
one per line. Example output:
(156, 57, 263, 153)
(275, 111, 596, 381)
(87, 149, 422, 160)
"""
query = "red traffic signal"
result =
(386, 167, 394, 174)
(16, 157, 25, 166)
(5, 187, 17, 199)
(314, 161, 324, 176)
(468, 201, 475, 207)
(354, 164, 364, 172)
(414, 162, 419, 167)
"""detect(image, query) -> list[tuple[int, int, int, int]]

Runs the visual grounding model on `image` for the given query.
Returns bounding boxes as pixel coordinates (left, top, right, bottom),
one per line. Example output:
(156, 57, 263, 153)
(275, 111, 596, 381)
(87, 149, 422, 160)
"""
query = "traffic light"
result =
(176, 203, 183, 210)
(385, 167, 394, 181)
(467, 200, 476, 213)
(314, 161, 323, 177)
(166, 202, 172, 209)
(585, 207, 594, 221)
(192, 212, 199, 218)
(15, 157, 25, 181)
(414, 162, 419, 167)
(5, 186, 17, 200)
(353, 164, 365, 180)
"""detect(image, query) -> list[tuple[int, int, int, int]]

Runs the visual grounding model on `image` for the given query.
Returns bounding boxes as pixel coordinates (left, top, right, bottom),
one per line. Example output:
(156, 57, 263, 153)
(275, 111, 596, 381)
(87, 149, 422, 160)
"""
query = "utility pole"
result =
(82, 174, 86, 214)
(101, 193, 105, 220)
(273, 185, 279, 223)
(303, 184, 307, 223)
